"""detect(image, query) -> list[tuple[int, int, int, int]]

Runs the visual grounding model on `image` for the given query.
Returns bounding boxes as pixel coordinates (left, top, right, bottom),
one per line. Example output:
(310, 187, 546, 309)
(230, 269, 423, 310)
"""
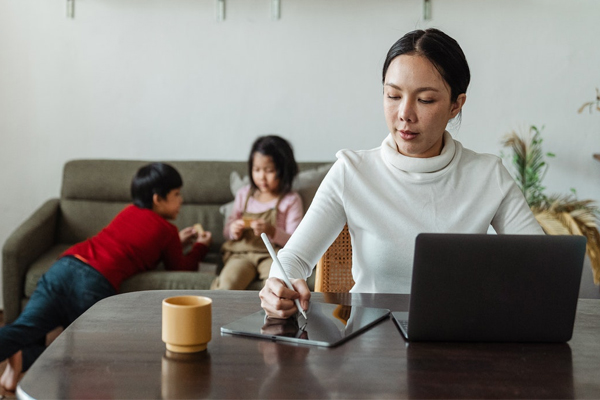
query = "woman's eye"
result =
(419, 99, 434, 104)
(387, 95, 401, 100)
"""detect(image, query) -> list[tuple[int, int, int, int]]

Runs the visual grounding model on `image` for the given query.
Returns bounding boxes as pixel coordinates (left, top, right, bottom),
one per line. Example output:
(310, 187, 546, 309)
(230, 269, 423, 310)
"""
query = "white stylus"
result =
(261, 233, 308, 320)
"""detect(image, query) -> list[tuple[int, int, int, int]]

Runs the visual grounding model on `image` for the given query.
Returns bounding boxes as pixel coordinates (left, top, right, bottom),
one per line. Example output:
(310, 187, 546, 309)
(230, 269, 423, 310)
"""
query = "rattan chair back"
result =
(315, 225, 355, 292)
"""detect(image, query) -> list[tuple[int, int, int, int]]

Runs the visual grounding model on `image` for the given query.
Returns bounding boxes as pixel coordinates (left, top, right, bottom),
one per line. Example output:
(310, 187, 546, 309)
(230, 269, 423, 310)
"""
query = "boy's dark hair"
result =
(131, 163, 183, 209)
(248, 135, 298, 195)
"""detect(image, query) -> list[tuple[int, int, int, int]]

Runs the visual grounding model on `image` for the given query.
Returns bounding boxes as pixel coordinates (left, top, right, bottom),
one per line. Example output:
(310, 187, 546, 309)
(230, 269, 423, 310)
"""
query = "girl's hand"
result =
(259, 277, 311, 319)
(251, 219, 275, 238)
(179, 227, 198, 246)
(196, 231, 212, 247)
(230, 219, 245, 240)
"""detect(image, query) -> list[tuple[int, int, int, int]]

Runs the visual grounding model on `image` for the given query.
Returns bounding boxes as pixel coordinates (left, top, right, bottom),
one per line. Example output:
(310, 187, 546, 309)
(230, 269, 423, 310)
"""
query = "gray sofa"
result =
(2, 159, 331, 324)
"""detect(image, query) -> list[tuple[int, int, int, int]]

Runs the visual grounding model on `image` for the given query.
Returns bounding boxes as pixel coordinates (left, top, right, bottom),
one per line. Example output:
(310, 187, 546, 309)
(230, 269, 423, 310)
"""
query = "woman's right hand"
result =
(229, 219, 245, 240)
(259, 277, 311, 319)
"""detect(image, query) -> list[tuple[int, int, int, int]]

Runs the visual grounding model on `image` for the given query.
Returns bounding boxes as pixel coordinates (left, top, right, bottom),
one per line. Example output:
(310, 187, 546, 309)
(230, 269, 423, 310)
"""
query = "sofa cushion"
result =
(221, 163, 333, 225)
(58, 160, 249, 245)
(229, 164, 332, 211)
(57, 160, 330, 246)
(61, 160, 249, 204)
(25, 244, 71, 297)
(58, 200, 227, 256)
(120, 271, 216, 292)
(58, 200, 130, 244)
(25, 244, 218, 297)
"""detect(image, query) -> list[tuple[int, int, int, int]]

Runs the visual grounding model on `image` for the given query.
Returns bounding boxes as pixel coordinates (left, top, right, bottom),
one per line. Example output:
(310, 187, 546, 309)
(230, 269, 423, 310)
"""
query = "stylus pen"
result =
(261, 233, 308, 320)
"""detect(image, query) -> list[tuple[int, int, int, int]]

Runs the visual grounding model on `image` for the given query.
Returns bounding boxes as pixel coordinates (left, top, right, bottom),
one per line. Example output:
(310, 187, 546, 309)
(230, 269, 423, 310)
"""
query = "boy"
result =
(0, 162, 212, 392)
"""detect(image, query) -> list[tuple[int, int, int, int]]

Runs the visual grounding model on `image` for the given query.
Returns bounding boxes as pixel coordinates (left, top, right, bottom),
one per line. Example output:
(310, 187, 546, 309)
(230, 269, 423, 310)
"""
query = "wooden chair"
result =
(314, 225, 355, 292)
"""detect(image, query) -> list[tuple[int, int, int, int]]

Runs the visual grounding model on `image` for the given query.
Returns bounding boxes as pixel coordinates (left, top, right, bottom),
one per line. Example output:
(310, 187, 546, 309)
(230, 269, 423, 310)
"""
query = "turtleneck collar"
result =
(381, 131, 456, 174)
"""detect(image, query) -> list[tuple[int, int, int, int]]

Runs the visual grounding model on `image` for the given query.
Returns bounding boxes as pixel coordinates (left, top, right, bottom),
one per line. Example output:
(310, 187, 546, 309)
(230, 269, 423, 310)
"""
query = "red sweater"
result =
(62, 205, 208, 291)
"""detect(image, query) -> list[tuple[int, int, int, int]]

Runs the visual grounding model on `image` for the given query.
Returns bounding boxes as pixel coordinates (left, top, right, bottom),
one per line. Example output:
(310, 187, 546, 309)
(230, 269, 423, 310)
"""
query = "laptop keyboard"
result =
(398, 320, 409, 331)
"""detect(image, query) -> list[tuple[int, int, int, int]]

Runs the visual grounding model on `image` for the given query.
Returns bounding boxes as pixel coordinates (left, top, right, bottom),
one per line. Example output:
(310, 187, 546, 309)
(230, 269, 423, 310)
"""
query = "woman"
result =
(259, 28, 543, 318)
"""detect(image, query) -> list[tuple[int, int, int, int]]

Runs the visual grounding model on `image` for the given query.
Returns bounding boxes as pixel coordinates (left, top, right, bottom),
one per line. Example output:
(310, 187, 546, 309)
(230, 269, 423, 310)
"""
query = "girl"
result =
(212, 135, 303, 290)
(260, 28, 544, 318)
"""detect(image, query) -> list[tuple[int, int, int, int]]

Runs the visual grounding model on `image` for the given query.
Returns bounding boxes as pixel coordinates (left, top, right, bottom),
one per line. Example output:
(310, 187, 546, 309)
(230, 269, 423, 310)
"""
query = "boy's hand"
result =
(179, 227, 198, 246)
(251, 219, 275, 238)
(230, 219, 245, 240)
(196, 231, 212, 247)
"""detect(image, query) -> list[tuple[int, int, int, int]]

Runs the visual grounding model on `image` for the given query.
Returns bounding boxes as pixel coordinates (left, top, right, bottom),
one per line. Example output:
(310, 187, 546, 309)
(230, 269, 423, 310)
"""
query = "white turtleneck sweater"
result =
(272, 132, 544, 294)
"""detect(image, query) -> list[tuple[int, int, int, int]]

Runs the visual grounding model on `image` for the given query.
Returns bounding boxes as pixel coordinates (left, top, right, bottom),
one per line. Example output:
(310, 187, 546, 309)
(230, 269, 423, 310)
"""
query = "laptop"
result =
(391, 233, 586, 342)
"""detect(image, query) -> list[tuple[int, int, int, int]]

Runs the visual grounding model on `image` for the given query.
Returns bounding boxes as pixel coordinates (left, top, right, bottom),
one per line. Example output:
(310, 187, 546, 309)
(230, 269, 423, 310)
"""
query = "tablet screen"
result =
(220, 302, 390, 347)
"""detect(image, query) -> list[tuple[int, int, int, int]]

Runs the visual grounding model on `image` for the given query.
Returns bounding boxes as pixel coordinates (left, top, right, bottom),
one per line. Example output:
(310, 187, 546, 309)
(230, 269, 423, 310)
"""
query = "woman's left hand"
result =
(251, 219, 275, 238)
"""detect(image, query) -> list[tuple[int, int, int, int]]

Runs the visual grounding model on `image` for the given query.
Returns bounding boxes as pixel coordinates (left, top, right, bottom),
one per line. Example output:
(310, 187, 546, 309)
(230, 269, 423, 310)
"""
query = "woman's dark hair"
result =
(382, 28, 470, 103)
(131, 162, 183, 209)
(248, 135, 298, 195)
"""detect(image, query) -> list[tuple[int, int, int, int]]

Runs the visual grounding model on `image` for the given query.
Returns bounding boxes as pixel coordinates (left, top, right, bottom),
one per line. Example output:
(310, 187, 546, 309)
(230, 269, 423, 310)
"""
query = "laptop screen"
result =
(399, 233, 586, 342)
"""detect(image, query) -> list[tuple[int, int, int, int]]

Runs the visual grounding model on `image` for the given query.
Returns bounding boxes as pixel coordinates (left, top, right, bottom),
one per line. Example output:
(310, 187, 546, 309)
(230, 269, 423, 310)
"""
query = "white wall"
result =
(1, 0, 599, 308)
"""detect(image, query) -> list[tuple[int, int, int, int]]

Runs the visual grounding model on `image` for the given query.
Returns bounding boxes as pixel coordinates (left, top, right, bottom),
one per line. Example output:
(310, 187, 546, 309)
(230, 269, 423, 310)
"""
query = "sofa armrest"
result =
(2, 199, 60, 323)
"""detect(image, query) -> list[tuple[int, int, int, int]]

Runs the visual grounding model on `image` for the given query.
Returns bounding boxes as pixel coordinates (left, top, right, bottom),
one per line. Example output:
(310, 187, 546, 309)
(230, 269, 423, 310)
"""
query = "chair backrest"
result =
(315, 225, 354, 292)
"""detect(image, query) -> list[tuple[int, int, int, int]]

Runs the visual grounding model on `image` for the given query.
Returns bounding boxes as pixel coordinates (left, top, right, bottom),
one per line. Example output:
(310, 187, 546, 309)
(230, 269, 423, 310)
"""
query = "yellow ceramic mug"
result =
(162, 296, 212, 353)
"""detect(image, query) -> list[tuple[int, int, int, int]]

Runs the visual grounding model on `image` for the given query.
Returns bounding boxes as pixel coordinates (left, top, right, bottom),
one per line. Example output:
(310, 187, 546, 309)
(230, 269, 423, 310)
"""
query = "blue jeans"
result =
(0, 256, 115, 370)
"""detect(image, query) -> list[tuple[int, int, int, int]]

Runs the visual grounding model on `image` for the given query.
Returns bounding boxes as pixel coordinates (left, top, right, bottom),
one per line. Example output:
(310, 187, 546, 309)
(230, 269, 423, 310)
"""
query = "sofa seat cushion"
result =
(25, 244, 217, 299)
(120, 271, 215, 292)
(25, 244, 71, 298)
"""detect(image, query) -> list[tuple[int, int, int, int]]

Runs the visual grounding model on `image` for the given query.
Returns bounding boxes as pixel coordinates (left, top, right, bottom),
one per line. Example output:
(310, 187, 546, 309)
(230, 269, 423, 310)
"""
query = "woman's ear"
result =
(450, 93, 467, 118)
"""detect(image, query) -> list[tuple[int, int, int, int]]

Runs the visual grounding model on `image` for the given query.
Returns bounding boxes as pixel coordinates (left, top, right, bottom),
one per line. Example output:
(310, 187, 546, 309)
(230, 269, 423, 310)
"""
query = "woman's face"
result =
(383, 54, 466, 158)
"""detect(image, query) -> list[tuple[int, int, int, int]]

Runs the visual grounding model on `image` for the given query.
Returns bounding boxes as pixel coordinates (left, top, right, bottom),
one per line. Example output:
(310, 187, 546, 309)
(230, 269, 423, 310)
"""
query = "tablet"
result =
(220, 302, 390, 347)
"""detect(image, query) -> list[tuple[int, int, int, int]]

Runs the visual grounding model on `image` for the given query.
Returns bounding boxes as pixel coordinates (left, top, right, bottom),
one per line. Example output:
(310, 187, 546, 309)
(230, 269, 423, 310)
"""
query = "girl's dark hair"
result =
(248, 135, 298, 195)
(131, 162, 183, 209)
(382, 28, 470, 103)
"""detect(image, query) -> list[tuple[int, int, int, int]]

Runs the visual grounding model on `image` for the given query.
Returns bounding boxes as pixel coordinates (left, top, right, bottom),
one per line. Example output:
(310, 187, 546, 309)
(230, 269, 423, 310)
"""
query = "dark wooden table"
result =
(17, 290, 600, 399)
